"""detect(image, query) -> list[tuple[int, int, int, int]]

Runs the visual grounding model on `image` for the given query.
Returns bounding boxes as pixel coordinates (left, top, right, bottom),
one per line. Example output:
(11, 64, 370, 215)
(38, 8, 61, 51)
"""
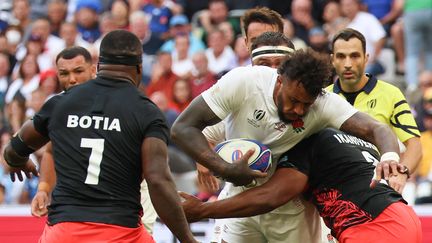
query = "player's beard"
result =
(277, 95, 296, 124)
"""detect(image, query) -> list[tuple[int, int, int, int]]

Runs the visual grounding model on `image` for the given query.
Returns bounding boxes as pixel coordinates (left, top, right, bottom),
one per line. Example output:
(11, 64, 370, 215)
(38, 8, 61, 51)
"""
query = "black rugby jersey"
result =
(33, 76, 169, 228)
(277, 128, 404, 238)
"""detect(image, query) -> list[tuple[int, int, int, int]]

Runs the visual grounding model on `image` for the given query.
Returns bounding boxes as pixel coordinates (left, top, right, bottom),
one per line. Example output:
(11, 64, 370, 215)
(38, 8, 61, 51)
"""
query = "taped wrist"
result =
(11, 135, 35, 157)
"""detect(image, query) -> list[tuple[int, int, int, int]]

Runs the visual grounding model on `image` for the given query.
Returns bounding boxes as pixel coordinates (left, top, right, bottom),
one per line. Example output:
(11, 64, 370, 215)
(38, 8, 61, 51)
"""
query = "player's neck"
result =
(98, 68, 137, 86)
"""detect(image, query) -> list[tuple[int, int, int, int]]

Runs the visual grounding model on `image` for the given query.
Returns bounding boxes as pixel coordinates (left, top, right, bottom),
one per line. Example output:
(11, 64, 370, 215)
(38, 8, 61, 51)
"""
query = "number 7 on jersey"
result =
(81, 138, 105, 185)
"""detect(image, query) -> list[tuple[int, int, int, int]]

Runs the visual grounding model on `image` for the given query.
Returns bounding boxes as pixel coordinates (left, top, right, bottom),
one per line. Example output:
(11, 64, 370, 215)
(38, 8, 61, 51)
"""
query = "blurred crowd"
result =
(0, 0, 432, 206)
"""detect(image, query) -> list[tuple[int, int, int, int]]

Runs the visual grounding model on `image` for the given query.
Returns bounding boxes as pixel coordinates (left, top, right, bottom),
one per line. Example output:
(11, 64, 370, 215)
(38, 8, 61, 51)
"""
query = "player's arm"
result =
(339, 111, 405, 187)
(171, 95, 266, 186)
(4, 120, 50, 179)
(141, 136, 197, 243)
(32, 142, 56, 217)
(180, 168, 308, 222)
(401, 137, 422, 174)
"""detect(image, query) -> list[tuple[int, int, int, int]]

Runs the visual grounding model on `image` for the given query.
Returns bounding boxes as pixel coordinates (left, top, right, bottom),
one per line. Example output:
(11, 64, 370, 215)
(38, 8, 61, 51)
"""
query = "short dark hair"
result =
(55, 46, 92, 64)
(331, 28, 366, 54)
(99, 30, 142, 63)
(242, 7, 284, 37)
(251, 31, 295, 51)
(278, 48, 332, 98)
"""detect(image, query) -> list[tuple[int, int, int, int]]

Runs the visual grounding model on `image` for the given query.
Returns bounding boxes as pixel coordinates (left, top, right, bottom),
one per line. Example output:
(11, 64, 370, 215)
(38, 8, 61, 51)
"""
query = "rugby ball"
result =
(214, 138, 272, 173)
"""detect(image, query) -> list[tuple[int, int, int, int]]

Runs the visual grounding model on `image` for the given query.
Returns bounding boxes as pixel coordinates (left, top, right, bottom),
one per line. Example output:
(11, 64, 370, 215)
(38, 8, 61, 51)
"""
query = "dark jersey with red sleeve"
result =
(33, 76, 169, 228)
(277, 128, 404, 238)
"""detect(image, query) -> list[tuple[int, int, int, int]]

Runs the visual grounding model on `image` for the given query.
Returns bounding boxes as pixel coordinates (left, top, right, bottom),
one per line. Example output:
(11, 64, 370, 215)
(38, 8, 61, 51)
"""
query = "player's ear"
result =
(92, 64, 97, 77)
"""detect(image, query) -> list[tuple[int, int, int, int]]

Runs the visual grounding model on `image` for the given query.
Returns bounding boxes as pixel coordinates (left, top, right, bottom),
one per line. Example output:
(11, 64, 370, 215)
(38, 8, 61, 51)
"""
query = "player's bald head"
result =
(100, 30, 142, 59)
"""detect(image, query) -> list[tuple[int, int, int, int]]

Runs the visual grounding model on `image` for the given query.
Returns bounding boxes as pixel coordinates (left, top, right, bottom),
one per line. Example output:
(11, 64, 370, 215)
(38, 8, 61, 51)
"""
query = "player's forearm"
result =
(38, 152, 56, 193)
(147, 175, 195, 242)
(171, 123, 227, 175)
(341, 112, 400, 155)
(401, 137, 423, 174)
(371, 124, 400, 154)
(201, 186, 290, 219)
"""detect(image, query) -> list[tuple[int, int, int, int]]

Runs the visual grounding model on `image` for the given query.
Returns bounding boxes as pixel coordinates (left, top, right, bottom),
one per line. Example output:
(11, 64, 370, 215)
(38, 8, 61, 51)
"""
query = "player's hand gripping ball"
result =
(215, 138, 272, 173)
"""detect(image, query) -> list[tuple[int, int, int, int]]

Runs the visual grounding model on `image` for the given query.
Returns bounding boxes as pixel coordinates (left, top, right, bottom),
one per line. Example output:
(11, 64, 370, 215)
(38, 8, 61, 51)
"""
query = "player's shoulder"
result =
(314, 90, 342, 104)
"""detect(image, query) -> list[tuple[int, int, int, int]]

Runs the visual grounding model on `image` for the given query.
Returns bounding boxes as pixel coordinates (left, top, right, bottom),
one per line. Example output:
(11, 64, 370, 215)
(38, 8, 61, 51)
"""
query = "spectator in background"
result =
(283, 19, 307, 50)
(219, 21, 235, 47)
(30, 18, 65, 60)
(4, 26, 23, 67)
(142, 0, 173, 40)
(5, 54, 40, 104)
(188, 51, 217, 98)
(179, 0, 209, 21)
(322, 0, 348, 41)
(287, 0, 318, 45)
(109, 0, 130, 30)
(308, 27, 330, 54)
(171, 79, 193, 112)
(160, 14, 206, 56)
(74, 0, 102, 43)
(403, 0, 432, 92)
(28, 0, 49, 20)
(0, 52, 11, 111)
(147, 51, 178, 100)
(25, 87, 47, 119)
(172, 34, 194, 78)
(38, 69, 60, 98)
(198, 0, 241, 45)
(415, 87, 432, 204)
(231, 36, 251, 67)
(361, 0, 403, 34)
(149, 91, 179, 128)
(20, 34, 53, 71)
(7, 94, 26, 133)
(59, 22, 92, 49)
(47, 0, 67, 37)
(205, 28, 236, 76)
(341, 0, 387, 76)
(413, 71, 432, 132)
(92, 12, 117, 54)
(129, 10, 164, 86)
(9, 0, 31, 38)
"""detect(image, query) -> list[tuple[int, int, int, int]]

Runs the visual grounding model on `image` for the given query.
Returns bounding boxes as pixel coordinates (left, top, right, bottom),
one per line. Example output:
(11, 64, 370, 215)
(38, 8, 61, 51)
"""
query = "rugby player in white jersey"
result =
(172, 46, 403, 243)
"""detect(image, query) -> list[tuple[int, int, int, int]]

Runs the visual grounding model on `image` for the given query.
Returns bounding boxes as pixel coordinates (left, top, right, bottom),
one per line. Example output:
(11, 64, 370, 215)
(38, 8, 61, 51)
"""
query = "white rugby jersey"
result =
(202, 66, 358, 215)
(202, 65, 357, 161)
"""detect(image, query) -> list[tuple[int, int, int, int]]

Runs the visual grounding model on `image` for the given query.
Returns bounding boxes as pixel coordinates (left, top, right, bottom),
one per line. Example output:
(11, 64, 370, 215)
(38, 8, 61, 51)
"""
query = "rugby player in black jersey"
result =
(180, 128, 422, 243)
(4, 30, 197, 243)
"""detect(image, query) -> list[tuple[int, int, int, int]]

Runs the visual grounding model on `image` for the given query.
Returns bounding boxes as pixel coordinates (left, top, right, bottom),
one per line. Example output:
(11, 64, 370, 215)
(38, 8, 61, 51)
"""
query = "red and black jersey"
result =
(277, 128, 404, 238)
(33, 76, 169, 228)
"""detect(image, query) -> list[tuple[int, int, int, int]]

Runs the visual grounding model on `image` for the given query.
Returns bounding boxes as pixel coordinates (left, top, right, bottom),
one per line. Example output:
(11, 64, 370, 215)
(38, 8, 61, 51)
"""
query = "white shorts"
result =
(140, 180, 157, 234)
(212, 184, 322, 243)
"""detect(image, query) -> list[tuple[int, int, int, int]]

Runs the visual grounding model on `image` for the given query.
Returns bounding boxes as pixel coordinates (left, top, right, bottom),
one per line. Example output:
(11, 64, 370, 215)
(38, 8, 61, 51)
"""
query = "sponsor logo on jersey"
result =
(67, 115, 121, 132)
(274, 121, 287, 132)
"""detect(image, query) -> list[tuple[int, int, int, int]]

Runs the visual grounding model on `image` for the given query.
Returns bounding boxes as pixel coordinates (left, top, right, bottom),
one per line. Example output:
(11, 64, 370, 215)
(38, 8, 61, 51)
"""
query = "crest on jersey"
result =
(292, 119, 305, 133)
